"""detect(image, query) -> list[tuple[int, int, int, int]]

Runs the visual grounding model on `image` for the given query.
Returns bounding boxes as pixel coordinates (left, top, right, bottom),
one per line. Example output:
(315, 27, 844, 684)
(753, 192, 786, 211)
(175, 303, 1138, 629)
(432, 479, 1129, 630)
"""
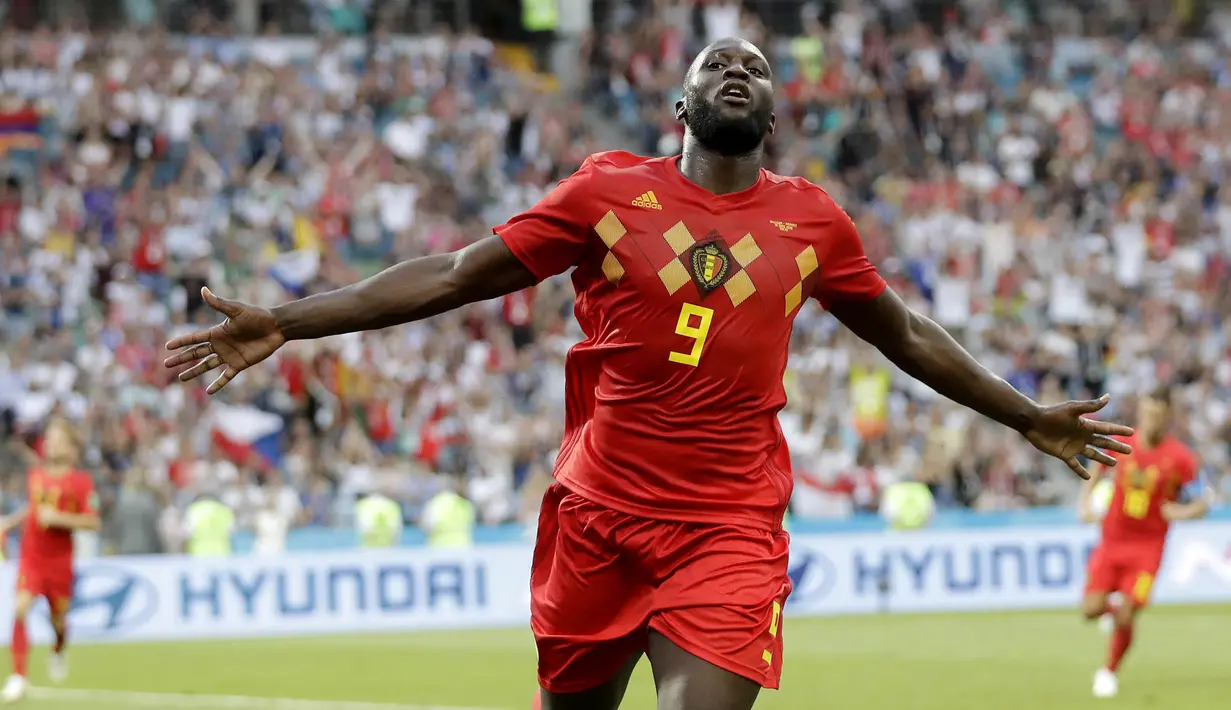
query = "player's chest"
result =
(587, 197, 821, 319)
(1117, 456, 1181, 494)
(29, 480, 77, 510)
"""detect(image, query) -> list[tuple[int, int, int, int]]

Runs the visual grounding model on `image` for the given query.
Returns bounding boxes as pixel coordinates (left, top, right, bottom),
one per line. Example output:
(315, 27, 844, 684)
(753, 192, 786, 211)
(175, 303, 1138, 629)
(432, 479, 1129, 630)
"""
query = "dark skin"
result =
(167, 38, 1134, 710)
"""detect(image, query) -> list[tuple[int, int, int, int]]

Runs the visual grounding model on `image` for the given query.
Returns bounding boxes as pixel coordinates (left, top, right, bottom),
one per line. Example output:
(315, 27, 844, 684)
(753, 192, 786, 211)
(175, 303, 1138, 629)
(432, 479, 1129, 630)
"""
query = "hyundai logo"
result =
(36, 567, 159, 637)
(787, 549, 836, 603)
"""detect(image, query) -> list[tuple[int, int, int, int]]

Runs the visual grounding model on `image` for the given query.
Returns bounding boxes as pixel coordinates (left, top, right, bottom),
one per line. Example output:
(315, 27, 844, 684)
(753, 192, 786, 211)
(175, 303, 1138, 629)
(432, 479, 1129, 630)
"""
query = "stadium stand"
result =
(0, 0, 1227, 556)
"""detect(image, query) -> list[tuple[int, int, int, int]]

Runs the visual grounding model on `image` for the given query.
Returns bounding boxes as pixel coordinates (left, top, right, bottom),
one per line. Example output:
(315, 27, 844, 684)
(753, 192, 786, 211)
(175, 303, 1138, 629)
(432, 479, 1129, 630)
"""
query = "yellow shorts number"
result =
(1132, 572, 1154, 604)
(1123, 490, 1150, 519)
(762, 600, 782, 664)
(668, 303, 714, 367)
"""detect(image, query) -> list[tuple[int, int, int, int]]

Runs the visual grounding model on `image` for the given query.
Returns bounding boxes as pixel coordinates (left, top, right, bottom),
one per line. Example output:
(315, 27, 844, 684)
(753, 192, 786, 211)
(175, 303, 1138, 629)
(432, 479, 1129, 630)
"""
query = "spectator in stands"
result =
(354, 486, 404, 549)
(421, 473, 476, 549)
(184, 490, 235, 557)
(251, 470, 304, 556)
(106, 467, 164, 556)
(0, 1, 1227, 553)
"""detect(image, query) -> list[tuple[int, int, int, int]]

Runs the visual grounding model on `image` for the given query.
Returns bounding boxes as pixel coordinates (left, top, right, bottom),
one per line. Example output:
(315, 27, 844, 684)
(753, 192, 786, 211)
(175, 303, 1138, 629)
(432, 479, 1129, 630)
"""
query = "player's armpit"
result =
(274, 236, 536, 341)
(810, 203, 886, 308)
(494, 157, 598, 281)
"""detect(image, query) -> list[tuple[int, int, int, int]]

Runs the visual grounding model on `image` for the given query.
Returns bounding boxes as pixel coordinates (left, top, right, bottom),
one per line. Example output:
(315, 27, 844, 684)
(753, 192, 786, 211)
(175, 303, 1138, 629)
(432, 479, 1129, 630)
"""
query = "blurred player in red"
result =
(165, 37, 1134, 710)
(1079, 386, 1211, 699)
(0, 418, 100, 703)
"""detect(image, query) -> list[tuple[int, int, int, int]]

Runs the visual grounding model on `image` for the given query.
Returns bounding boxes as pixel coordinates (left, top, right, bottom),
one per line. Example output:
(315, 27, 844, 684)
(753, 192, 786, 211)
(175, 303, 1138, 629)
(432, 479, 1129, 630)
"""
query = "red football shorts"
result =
(1085, 542, 1165, 607)
(531, 483, 792, 694)
(17, 564, 74, 615)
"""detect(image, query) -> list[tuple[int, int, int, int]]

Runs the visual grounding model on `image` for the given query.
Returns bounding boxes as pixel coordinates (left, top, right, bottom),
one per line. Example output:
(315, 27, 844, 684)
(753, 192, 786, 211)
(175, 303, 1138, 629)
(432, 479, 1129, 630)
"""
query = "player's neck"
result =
(678, 136, 763, 196)
(42, 461, 72, 476)
(1142, 431, 1167, 449)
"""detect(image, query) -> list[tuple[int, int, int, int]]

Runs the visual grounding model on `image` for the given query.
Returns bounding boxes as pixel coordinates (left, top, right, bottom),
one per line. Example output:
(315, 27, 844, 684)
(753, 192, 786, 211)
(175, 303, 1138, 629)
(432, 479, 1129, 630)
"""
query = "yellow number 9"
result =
(1121, 464, 1158, 519)
(669, 303, 714, 367)
(1124, 490, 1150, 519)
(763, 599, 782, 664)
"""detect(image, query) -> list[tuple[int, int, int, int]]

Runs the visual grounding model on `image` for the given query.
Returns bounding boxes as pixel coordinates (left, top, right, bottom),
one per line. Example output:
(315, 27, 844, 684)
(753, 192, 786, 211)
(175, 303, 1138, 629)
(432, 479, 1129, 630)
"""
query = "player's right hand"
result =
(164, 287, 286, 394)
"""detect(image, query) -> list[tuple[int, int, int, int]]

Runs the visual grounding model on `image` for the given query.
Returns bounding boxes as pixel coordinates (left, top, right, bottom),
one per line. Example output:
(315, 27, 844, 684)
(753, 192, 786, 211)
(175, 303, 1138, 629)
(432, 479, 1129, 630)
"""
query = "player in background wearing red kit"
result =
(1078, 386, 1211, 699)
(0, 418, 100, 703)
(164, 37, 1135, 710)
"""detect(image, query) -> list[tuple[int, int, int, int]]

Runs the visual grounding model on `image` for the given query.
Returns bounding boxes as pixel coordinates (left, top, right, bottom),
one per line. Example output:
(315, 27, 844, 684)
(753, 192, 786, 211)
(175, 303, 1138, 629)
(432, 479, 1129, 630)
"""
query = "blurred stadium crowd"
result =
(0, 0, 1229, 554)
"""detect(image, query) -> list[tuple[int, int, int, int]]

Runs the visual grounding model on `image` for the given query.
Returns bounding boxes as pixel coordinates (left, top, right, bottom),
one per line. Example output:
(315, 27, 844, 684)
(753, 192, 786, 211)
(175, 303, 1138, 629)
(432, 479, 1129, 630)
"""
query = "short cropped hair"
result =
(1146, 385, 1173, 407)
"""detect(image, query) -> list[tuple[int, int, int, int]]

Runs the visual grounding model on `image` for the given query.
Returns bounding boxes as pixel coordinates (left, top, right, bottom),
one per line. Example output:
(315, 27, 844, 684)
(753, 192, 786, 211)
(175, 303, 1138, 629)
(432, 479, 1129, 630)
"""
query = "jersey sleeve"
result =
(811, 204, 887, 309)
(1178, 470, 1212, 504)
(1179, 449, 1199, 485)
(79, 475, 99, 516)
(493, 157, 598, 282)
(1177, 448, 1209, 503)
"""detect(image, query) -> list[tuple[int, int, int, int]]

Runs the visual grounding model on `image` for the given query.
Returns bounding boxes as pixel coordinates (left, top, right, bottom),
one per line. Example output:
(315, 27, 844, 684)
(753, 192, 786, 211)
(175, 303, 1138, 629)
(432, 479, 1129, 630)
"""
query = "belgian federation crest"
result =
(688, 240, 733, 295)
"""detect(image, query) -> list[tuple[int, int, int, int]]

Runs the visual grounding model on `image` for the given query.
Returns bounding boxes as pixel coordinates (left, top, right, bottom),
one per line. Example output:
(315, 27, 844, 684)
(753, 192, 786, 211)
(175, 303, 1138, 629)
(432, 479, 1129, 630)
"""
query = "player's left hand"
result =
(1023, 394, 1134, 480)
(35, 505, 62, 529)
(1160, 502, 1187, 522)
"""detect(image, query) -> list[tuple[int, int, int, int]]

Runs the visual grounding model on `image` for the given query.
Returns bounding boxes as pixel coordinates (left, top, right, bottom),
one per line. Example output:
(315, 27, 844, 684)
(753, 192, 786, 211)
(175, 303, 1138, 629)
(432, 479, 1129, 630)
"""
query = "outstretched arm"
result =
(830, 289, 1037, 431)
(807, 200, 1132, 479)
(275, 237, 534, 340)
(166, 239, 534, 392)
(829, 288, 1133, 478)
(167, 157, 598, 393)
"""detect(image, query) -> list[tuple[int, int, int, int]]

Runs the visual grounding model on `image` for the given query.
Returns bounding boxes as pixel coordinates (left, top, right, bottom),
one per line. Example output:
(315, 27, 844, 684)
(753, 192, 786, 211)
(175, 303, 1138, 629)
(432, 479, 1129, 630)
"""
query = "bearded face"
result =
(677, 39, 776, 156)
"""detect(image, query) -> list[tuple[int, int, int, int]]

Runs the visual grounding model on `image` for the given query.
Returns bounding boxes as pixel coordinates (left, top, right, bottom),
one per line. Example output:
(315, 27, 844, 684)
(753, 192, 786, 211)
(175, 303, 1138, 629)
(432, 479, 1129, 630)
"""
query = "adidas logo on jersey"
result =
(632, 191, 664, 210)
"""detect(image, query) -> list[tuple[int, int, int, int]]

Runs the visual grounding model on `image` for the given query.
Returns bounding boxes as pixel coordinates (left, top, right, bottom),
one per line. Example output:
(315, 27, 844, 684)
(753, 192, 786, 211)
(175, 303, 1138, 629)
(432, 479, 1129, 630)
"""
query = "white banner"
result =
(1, 545, 533, 644)
(785, 521, 1231, 616)
(4, 522, 1231, 644)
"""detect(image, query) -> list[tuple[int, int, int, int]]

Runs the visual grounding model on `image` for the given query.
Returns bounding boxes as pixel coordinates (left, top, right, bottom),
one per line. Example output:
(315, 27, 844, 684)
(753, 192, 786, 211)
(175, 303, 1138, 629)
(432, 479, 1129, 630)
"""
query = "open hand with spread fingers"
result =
(164, 287, 286, 394)
(1022, 394, 1135, 479)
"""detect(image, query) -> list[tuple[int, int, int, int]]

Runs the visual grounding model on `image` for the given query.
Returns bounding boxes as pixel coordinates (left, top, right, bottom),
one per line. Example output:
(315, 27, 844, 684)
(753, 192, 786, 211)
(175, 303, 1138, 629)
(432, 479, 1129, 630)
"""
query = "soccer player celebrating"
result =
(166, 38, 1134, 710)
(0, 417, 99, 703)
(1079, 386, 1211, 699)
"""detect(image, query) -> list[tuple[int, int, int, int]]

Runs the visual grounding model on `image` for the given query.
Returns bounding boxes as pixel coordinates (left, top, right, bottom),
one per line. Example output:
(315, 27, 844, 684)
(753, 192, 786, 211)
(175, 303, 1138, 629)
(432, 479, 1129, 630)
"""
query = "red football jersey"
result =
(21, 467, 97, 567)
(1101, 434, 1197, 546)
(496, 152, 886, 530)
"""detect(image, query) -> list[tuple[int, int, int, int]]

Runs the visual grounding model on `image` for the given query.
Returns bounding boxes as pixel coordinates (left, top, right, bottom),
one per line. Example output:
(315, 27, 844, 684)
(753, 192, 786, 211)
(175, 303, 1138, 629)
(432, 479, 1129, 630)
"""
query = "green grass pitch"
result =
(15, 606, 1230, 709)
